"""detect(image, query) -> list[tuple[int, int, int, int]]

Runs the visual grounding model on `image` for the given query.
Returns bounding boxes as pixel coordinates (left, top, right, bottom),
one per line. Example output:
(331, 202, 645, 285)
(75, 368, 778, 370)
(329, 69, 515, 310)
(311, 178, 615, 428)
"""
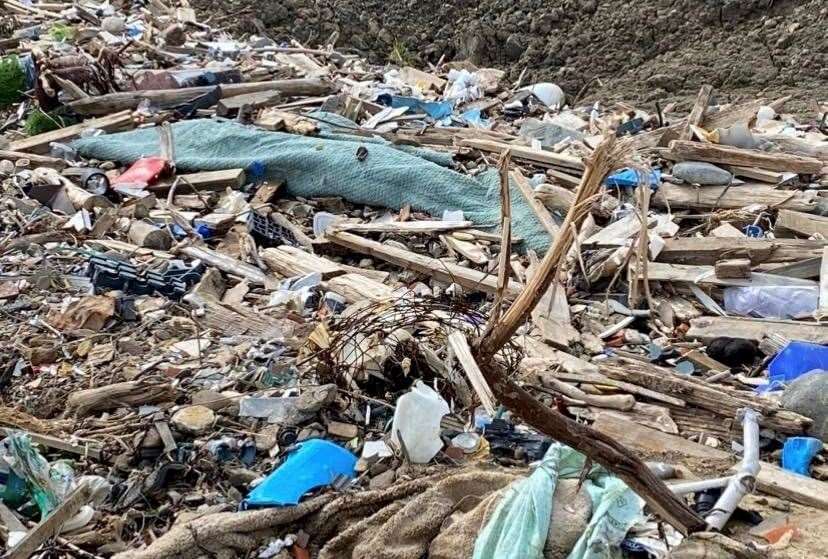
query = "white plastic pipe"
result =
(705, 408, 761, 530)
(668, 476, 733, 496)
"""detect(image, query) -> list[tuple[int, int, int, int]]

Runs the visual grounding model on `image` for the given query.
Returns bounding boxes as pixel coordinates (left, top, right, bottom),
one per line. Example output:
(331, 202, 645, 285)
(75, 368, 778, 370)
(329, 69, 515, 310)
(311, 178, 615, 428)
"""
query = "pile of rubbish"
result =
(1, 1, 827, 558)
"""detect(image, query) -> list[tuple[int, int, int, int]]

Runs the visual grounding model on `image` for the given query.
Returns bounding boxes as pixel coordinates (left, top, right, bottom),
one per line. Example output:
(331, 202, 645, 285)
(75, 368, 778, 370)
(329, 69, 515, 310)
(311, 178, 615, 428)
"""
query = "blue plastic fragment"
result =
(241, 439, 357, 508)
(604, 168, 661, 189)
(743, 224, 764, 238)
(376, 94, 454, 120)
(781, 437, 822, 475)
(762, 341, 828, 392)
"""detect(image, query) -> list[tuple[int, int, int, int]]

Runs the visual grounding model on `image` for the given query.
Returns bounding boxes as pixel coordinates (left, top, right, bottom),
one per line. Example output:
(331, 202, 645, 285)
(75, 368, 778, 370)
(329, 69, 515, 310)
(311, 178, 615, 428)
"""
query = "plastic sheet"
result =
(242, 439, 356, 508)
(781, 437, 822, 475)
(724, 286, 818, 319)
(473, 443, 643, 559)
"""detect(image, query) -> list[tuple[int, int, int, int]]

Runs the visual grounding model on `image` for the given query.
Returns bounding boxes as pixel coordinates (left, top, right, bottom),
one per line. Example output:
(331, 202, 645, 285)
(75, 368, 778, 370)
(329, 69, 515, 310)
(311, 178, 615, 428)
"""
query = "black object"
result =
(483, 418, 551, 462)
(692, 488, 721, 515)
(706, 337, 758, 368)
(247, 211, 298, 247)
(86, 251, 203, 299)
(616, 117, 645, 137)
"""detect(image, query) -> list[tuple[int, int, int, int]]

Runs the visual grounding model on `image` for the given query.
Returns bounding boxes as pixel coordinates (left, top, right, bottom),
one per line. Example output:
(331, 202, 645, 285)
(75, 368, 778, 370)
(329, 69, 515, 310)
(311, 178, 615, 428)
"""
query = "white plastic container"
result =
(391, 381, 449, 463)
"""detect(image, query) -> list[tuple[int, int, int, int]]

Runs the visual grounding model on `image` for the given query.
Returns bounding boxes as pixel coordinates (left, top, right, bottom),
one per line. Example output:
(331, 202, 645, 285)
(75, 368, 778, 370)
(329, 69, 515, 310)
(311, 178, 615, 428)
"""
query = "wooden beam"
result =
(326, 230, 522, 298)
(776, 209, 828, 238)
(261, 246, 344, 280)
(151, 169, 247, 192)
(658, 237, 827, 265)
(177, 244, 275, 287)
(458, 138, 585, 171)
(679, 85, 713, 141)
(511, 170, 560, 239)
(644, 261, 817, 287)
(9, 111, 134, 155)
(666, 140, 823, 174)
(0, 150, 66, 170)
(654, 184, 820, 213)
(323, 273, 393, 303)
(687, 316, 828, 344)
(0, 429, 103, 461)
(5, 483, 92, 559)
(331, 220, 473, 234)
(759, 257, 822, 279)
(68, 78, 336, 116)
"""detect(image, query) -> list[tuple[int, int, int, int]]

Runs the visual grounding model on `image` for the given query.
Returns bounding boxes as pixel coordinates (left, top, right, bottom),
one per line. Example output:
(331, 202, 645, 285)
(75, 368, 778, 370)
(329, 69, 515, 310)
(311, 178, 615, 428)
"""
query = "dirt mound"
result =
(196, 0, 827, 114)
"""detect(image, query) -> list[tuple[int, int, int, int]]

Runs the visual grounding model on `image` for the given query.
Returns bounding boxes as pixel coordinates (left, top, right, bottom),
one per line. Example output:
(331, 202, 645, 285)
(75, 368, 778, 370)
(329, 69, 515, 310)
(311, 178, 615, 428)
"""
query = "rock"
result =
(226, 467, 259, 487)
(369, 468, 396, 490)
(163, 24, 187, 47)
(672, 161, 733, 186)
(101, 16, 125, 34)
(171, 405, 215, 436)
(780, 371, 828, 441)
(0, 160, 15, 177)
(296, 384, 337, 413)
(327, 420, 359, 439)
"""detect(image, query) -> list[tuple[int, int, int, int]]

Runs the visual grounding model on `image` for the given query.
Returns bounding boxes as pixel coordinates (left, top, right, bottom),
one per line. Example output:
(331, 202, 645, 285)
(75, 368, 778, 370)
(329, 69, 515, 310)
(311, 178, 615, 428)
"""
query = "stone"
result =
(171, 405, 215, 436)
(672, 161, 733, 186)
(296, 384, 338, 413)
(327, 421, 359, 439)
(101, 16, 125, 34)
(369, 468, 396, 490)
(780, 371, 828, 441)
(162, 24, 187, 47)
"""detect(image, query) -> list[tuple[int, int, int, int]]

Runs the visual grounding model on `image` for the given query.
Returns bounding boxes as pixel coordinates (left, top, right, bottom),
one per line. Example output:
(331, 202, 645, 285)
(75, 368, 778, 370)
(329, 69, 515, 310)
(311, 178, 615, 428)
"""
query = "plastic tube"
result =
(705, 408, 761, 530)
(668, 476, 732, 496)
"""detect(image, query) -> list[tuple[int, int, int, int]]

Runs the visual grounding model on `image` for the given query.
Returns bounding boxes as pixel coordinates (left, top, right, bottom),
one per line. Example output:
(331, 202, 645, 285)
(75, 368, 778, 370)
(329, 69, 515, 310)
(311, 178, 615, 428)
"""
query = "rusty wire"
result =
(316, 296, 523, 391)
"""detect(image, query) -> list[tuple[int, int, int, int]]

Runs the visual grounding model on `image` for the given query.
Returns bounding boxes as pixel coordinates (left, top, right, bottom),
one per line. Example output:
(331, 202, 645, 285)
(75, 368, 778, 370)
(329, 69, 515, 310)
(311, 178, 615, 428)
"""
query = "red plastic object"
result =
(112, 157, 169, 187)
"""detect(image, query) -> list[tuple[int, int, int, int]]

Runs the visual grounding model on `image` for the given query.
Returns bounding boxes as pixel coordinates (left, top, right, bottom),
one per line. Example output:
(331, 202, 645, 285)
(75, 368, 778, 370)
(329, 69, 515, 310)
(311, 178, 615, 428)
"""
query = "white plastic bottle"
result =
(391, 381, 449, 463)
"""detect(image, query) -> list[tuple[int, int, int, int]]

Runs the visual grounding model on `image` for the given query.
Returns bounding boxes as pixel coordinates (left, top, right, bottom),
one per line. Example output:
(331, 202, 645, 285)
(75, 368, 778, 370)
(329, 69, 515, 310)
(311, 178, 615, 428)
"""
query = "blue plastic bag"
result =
(604, 168, 660, 189)
(781, 437, 822, 475)
(241, 439, 356, 508)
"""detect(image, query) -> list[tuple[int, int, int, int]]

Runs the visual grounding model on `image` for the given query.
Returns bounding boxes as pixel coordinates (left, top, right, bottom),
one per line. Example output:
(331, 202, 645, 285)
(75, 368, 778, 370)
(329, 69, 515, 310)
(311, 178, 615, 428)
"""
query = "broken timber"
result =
(687, 316, 828, 344)
(325, 230, 522, 298)
(666, 140, 823, 174)
(9, 110, 134, 155)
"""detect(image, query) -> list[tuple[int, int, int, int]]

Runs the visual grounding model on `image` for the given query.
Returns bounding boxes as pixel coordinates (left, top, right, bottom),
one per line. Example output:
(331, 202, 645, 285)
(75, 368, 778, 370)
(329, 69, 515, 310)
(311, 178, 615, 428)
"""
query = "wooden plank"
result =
(0, 150, 66, 170)
(324, 273, 393, 303)
(511, 170, 560, 239)
(666, 140, 823, 174)
(654, 183, 820, 213)
(658, 237, 827, 265)
(0, 429, 102, 461)
(730, 166, 785, 183)
(458, 138, 585, 171)
(678, 84, 713, 141)
(332, 220, 473, 234)
(550, 371, 687, 407)
(261, 246, 344, 280)
(715, 258, 751, 279)
(593, 414, 828, 510)
(326, 230, 522, 298)
(9, 111, 134, 155)
(68, 78, 335, 116)
(644, 261, 817, 287)
(759, 257, 822, 279)
(6, 483, 92, 559)
(447, 331, 496, 415)
(151, 169, 246, 192)
(820, 247, 828, 317)
(687, 316, 828, 344)
(776, 209, 828, 238)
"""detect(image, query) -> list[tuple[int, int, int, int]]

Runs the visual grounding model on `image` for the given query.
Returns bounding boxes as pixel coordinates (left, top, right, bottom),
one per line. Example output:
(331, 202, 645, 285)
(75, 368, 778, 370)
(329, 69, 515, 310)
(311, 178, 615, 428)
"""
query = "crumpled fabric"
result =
(473, 443, 644, 559)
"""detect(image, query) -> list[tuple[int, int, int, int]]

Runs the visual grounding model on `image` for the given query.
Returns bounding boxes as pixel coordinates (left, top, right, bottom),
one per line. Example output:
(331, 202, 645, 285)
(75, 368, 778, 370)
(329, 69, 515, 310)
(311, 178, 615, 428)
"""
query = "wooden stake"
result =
(679, 84, 713, 141)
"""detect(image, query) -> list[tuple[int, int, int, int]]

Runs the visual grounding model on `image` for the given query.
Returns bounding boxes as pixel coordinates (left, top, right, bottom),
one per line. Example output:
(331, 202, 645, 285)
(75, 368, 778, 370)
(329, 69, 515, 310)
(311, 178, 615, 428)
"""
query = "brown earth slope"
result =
(196, 0, 827, 114)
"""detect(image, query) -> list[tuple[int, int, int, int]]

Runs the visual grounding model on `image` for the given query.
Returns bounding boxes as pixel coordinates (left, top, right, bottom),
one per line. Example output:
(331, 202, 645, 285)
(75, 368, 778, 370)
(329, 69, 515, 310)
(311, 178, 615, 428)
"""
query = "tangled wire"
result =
(315, 296, 522, 401)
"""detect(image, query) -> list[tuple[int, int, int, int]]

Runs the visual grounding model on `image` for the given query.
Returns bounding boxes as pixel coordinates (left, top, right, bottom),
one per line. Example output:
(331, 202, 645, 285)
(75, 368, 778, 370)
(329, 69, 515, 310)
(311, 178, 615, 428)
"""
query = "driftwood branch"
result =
(474, 134, 706, 534)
